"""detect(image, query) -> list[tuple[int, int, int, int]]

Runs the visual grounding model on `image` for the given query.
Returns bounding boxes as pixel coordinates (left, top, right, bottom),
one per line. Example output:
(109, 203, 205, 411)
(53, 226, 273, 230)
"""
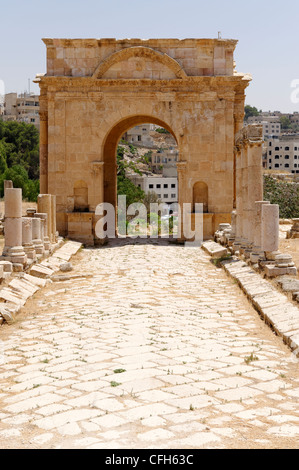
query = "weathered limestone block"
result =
(30, 264, 54, 279)
(287, 219, 299, 239)
(0, 305, 15, 324)
(264, 265, 297, 278)
(0, 261, 13, 273)
(59, 262, 73, 272)
(202, 241, 228, 259)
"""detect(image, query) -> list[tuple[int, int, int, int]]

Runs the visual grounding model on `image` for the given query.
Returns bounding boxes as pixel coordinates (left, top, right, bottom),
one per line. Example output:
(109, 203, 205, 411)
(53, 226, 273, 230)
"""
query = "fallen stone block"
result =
(0, 261, 13, 273)
(275, 277, 299, 294)
(0, 288, 25, 306)
(264, 265, 297, 278)
(51, 274, 71, 282)
(30, 264, 54, 279)
(202, 241, 228, 259)
(59, 262, 73, 272)
(13, 263, 23, 272)
(0, 305, 15, 324)
(20, 273, 47, 288)
(9, 279, 39, 298)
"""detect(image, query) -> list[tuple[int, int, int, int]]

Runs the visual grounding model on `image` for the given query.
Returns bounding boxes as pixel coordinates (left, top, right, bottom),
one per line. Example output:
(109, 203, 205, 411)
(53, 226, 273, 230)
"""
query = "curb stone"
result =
(201, 243, 299, 357)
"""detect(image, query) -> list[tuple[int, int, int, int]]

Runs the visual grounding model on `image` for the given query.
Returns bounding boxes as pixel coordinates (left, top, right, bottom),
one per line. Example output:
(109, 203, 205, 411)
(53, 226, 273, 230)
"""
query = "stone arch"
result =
(193, 181, 208, 213)
(92, 46, 187, 79)
(103, 115, 179, 209)
(74, 180, 88, 212)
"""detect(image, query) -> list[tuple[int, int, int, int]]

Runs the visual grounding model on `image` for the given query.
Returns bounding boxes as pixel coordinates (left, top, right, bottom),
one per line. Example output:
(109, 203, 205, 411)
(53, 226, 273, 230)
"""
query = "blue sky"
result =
(1, 0, 298, 112)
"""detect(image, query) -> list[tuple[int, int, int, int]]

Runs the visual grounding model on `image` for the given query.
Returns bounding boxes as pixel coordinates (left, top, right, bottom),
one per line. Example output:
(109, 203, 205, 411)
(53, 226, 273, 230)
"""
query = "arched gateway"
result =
(35, 38, 251, 244)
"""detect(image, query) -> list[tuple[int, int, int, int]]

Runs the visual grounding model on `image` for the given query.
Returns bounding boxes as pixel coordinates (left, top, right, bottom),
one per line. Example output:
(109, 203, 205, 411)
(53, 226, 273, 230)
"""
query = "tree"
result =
(116, 145, 145, 208)
(244, 105, 260, 121)
(0, 121, 40, 200)
(280, 116, 292, 130)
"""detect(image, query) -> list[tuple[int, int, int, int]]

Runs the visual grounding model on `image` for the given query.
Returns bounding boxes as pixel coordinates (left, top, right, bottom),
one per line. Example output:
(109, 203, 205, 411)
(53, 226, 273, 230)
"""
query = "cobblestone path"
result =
(0, 239, 298, 449)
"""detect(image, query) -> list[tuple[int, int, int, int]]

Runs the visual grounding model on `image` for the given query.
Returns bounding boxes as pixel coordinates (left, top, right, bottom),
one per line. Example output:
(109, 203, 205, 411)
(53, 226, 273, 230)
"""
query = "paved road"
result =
(0, 239, 298, 449)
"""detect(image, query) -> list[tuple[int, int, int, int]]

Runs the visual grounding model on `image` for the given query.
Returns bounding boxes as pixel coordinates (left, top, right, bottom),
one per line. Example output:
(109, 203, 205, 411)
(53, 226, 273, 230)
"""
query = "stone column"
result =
(241, 143, 250, 249)
(31, 217, 44, 255)
(90, 161, 104, 211)
(176, 161, 188, 240)
(37, 194, 52, 243)
(230, 210, 237, 238)
(235, 149, 242, 239)
(34, 212, 50, 250)
(261, 204, 280, 254)
(39, 95, 48, 194)
(4, 180, 13, 195)
(247, 142, 263, 246)
(250, 201, 270, 263)
(233, 148, 243, 254)
(51, 194, 57, 243)
(1, 188, 27, 265)
(26, 208, 36, 218)
(90, 161, 105, 241)
(22, 217, 36, 260)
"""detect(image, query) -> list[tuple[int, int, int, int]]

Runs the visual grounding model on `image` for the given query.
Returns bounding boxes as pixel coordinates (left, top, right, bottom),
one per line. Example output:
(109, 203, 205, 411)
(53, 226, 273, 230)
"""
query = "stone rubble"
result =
(0, 180, 82, 325)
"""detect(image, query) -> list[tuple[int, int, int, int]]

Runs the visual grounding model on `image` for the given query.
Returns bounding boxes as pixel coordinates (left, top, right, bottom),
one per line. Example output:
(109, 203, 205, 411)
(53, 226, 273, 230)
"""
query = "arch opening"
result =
(103, 116, 179, 237)
(103, 116, 178, 210)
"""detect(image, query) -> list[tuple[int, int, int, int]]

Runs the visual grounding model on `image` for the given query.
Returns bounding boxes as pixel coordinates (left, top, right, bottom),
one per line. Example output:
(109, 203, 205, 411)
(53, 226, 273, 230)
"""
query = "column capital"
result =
(90, 160, 104, 177)
(176, 161, 187, 173)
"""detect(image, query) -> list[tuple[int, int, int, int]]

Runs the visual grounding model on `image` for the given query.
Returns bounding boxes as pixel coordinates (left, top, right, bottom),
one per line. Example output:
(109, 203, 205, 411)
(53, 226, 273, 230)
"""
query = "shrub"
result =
(263, 175, 299, 219)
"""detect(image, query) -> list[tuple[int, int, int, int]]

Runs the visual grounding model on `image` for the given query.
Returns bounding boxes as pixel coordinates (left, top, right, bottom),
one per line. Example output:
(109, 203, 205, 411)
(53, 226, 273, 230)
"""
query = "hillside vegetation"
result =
(0, 120, 39, 201)
(264, 174, 299, 219)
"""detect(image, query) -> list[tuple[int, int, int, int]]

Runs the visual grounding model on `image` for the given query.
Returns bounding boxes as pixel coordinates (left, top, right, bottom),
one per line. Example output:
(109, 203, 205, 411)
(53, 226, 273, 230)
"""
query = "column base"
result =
(0, 246, 27, 265)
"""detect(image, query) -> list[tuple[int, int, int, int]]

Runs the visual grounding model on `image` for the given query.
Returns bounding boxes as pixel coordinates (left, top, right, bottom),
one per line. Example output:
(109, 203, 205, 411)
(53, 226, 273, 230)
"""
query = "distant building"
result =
(247, 115, 281, 139)
(266, 134, 299, 174)
(2, 92, 40, 128)
(151, 147, 178, 176)
(129, 175, 178, 204)
(124, 124, 156, 147)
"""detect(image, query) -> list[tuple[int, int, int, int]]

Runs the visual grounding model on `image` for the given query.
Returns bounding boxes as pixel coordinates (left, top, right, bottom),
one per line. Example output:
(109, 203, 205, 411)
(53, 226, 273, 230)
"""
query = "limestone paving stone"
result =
(0, 240, 299, 449)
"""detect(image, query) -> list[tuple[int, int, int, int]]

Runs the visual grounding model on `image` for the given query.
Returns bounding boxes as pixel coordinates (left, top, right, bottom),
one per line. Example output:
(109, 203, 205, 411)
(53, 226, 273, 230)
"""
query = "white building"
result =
(124, 124, 156, 147)
(266, 135, 299, 174)
(2, 92, 40, 128)
(247, 115, 281, 139)
(129, 175, 178, 203)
